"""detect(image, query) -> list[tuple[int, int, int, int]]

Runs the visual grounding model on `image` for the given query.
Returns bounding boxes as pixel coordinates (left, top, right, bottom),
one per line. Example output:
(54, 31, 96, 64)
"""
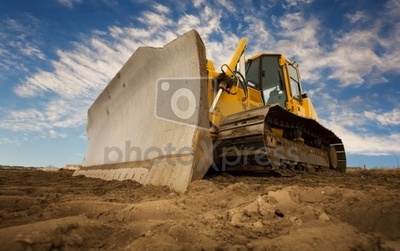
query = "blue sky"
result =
(0, 0, 399, 168)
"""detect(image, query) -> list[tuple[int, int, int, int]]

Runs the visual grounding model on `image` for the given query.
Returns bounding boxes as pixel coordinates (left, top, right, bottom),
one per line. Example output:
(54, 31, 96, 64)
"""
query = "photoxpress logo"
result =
(155, 78, 208, 127)
(103, 141, 194, 165)
(103, 141, 303, 171)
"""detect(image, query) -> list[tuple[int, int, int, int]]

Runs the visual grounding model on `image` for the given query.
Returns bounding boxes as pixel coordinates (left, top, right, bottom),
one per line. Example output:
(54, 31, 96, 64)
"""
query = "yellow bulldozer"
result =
(74, 30, 346, 193)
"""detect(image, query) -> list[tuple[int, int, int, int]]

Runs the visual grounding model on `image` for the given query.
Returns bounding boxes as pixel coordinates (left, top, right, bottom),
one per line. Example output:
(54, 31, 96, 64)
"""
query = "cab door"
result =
(285, 63, 306, 117)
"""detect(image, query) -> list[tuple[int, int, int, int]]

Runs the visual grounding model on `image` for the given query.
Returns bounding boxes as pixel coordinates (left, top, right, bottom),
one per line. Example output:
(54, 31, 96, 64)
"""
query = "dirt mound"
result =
(0, 169, 399, 250)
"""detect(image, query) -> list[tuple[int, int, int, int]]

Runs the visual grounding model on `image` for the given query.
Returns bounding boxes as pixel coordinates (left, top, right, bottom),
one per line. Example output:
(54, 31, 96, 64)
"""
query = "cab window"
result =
(261, 56, 286, 107)
(246, 55, 287, 108)
(288, 64, 301, 99)
(245, 58, 260, 89)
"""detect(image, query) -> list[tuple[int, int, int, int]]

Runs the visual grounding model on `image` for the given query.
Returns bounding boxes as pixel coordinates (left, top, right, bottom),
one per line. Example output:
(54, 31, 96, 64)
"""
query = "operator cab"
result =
(245, 54, 304, 109)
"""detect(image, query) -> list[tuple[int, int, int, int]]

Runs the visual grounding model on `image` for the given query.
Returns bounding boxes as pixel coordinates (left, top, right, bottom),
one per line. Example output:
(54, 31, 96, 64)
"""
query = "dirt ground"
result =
(0, 168, 399, 251)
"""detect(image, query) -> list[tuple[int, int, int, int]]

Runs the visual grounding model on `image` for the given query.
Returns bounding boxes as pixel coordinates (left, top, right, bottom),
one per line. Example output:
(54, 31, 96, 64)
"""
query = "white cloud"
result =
(345, 11, 368, 24)
(261, 1, 399, 89)
(153, 3, 170, 14)
(178, 13, 201, 33)
(0, 15, 44, 76)
(14, 35, 129, 99)
(218, 0, 236, 13)
(270, 12, 384, 87)
(243, 15, 273, 53)
(12, 41, 46, 60)
(386, 0, 400, 19)
(57, 0, 82, 8)
(0, 137, 20, 145)
(0, 99, 88, 137)
(365, 108, 400, 126)
(284, 0, 313, 8)
(137, 11, 173, 27)
(322, 120, 400, 156)
(193, 0, 205, 8)
(325, 29, 382, 86)
(0, 109, 48, 132)
(266, 13, 324, 83)
(315, 89, 400, 156)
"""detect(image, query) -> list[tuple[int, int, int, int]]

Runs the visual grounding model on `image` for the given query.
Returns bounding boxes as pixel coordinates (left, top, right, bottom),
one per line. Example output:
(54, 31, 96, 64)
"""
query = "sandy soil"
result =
(0, 169, 399, 251)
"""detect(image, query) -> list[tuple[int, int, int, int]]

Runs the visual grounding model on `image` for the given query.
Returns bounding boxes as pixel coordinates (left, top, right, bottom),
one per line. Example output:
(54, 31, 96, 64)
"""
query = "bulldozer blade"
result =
(73, 30, 213, 194)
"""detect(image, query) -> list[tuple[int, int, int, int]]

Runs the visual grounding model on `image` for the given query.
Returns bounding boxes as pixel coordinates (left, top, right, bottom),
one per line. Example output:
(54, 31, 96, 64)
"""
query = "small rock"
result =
(144, 230, 152, 237)
(319, 212, 330, 221)
(230, 213, 244, 227)
(217, 199, 228, 208)
(27, 205, 42, 215)
(15, 234, 33, 245)
(252, 220, 264, 228)
(290, 216, 303, 226)
(275, 210, 284, 218)
(115, 212, 125, 222)
(168, 225, 189, 242)
(246, 242, 255, 250)
(15, 234, 34, 251)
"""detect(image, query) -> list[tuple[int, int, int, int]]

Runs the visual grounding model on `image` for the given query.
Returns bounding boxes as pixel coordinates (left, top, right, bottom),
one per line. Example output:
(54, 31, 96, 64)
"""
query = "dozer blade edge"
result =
(73, 30, 213, 194)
